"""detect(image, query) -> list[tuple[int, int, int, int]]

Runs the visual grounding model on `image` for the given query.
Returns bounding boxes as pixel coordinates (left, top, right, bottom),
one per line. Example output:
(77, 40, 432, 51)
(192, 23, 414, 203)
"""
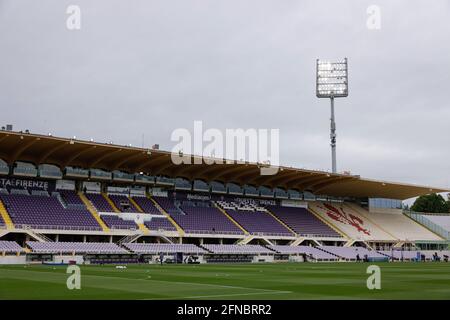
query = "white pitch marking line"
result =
(182, 290, 293, 299)
(140, 290, 293, 300)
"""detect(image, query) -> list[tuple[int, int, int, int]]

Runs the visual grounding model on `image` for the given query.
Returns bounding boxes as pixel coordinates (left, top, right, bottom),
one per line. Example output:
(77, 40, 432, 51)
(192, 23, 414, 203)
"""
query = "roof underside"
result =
(0, 131, 447, 200)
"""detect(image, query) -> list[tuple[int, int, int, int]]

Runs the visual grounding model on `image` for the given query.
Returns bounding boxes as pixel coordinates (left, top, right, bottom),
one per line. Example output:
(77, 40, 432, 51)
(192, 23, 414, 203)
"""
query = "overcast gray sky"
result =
(1, 0, 449, 192)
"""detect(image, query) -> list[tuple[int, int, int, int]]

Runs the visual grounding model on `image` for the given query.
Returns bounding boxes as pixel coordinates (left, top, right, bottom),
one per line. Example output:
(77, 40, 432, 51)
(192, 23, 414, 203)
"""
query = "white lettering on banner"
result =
(281, 199, 308, 208)
(232, 197, 276, 206)
(186, 194, 210, 201)
(0, 178, 49, 190)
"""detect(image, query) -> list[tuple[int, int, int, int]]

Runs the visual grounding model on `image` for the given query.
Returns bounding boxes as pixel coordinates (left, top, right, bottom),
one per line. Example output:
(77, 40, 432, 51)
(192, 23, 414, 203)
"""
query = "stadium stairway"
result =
(25, 229, 53, 242)
(148, 196, 185, 236)
(127, 197, 150, 234)
(78, 192, 110, 232)
(102, 193, 121, 213)
(264, 208, 297, 236)
(0, 199, 14, 230)
(213, 203, 249, 235)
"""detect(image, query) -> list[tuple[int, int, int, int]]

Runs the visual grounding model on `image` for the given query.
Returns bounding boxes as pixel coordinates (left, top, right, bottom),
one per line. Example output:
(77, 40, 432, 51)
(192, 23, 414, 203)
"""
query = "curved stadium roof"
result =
(0, 130, 447, 200)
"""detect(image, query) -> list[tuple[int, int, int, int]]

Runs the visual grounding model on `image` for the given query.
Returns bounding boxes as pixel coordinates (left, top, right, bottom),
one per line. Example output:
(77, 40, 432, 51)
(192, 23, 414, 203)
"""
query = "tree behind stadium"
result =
(411, 193, 450, 213)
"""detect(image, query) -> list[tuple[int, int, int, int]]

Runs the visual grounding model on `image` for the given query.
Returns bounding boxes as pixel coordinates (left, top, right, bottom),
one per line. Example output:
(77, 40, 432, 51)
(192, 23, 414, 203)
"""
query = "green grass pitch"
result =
(0, 262, 449, 299)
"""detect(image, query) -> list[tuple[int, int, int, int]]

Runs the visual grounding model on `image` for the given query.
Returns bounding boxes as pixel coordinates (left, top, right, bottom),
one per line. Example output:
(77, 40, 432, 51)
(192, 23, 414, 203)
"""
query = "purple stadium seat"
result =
(267, 205, 341, 237)
(27, 241, 128, 254)
(0, 240, 24, 253)
(0, 193, 102, 231)
(225, 209, 293, 236)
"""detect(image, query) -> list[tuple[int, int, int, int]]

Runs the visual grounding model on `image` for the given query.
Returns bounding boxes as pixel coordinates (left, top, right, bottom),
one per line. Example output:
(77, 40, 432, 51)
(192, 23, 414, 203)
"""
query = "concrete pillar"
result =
(55, 234, 59, 242)
(83, 235, 87, 243)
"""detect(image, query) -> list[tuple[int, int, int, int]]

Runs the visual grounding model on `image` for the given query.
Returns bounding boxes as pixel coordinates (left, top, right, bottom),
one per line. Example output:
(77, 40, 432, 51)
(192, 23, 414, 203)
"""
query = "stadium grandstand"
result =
(0, 130, 449, 265)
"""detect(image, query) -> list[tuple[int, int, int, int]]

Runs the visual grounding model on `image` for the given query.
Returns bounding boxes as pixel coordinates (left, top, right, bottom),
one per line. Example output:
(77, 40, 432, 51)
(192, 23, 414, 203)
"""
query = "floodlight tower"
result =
(316, 58, 348, 174)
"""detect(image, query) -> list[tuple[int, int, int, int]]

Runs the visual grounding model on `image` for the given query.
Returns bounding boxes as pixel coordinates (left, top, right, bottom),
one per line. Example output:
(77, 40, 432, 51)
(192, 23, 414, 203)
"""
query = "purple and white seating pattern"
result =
(0, 194, 101, 231)
(123, 243, 207, 254)
(26, 241, 128, 254)
(268, 245, 338, 260)
(202, 244, 273, 254)
(321, 246, 385, 259)
(0, 240, 23, 253)
(267, 206, 341, 237)
(154, 197, 243, 234)
(131, 196, 177, 231)
(225, 209, 293, 236)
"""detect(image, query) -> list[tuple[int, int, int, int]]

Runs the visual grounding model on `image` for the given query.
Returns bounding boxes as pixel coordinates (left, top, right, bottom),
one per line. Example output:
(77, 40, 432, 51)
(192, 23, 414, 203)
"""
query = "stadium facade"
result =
(0, 130, 449, 265)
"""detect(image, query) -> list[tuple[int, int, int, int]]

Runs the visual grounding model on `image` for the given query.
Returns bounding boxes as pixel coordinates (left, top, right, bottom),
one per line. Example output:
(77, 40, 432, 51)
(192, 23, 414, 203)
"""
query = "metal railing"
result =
(183, 229, 245, 235)
(14, 224, 103, 232)
(404, 210, 450, 240)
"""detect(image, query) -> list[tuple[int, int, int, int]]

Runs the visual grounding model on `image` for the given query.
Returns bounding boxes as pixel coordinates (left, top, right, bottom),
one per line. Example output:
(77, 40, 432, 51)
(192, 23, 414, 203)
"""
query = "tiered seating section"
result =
(131, 196, 177, 231)
(26, 241, 128, 254)
(123, 243, 207, 254)
(216, 200, 293, 236)
(132, 196, 161, 214)
(85, 193, 139, 230)
(267, 205, 340, 237)
(202, 244, 273, 254)
(100, 214, 137, 230)
(225, 209, 293, 236)
(0, 240, 442, 263)
(154, 198, 244, 234)
(109, 194, 139, 212)
(309, 202, 396, 241)
(0, 188, 443, 244)
(344, 203, 442, 241)
(0, 192, 101, 231)
(85, 193, 115, 212)
(0, 240, 24, 253)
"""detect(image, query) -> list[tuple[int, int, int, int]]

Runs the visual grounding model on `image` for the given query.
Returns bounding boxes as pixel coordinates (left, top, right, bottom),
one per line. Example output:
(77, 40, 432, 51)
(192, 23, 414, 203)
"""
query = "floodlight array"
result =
(316, 58, 348, 98)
